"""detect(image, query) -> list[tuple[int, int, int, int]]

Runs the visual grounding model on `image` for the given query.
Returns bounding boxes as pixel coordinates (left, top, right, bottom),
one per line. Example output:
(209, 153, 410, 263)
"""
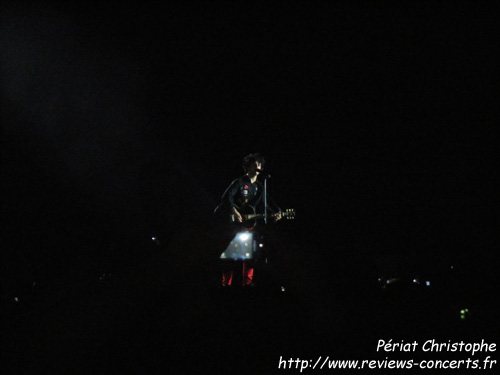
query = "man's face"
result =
(249, 161, 262, 175)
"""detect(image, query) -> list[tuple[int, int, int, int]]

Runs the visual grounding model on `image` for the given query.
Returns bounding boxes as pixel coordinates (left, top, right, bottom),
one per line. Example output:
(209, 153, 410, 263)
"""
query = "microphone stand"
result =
(263, 175, 269, 265)
(263, 176, 268, 224)
(256, 169, 271, 266)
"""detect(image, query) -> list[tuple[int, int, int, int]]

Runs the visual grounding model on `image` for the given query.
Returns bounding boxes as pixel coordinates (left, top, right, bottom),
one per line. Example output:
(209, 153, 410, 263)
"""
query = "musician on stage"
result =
(215, 153, 282, 286)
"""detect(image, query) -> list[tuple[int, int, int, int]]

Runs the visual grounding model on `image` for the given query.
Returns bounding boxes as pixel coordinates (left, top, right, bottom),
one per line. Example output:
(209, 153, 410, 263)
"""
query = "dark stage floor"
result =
(3, 230, 497, 374)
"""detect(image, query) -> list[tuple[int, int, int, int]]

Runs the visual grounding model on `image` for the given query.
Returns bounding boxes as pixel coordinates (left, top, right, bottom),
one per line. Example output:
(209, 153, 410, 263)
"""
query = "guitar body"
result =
(230, 205, 259, 229)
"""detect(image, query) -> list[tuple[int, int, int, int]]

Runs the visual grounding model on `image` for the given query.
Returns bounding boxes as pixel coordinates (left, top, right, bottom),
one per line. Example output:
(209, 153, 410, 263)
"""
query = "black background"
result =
(2, 1, 498, 373)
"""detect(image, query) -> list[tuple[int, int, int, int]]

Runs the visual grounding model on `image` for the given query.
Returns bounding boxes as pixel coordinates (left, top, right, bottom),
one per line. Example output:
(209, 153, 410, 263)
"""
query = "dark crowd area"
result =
(2, 1, 499, 373)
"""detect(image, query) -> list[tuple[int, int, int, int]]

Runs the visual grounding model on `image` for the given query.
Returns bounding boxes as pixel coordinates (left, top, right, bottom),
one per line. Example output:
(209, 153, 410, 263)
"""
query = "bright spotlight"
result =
(220, 231, 256, 260)
(239, 233, 250, 241)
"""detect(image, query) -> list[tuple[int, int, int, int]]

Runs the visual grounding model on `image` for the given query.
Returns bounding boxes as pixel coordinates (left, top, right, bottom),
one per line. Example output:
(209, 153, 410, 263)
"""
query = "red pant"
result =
(222, 263, 254, 286)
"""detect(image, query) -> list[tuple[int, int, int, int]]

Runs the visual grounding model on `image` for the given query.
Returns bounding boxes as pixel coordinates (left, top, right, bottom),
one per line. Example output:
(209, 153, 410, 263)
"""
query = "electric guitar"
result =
(230, 205, 296, 228)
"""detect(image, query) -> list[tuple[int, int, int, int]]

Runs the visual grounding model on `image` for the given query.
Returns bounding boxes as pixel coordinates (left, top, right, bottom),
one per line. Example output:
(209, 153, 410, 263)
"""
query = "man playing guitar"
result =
(216, 153, 282, 286)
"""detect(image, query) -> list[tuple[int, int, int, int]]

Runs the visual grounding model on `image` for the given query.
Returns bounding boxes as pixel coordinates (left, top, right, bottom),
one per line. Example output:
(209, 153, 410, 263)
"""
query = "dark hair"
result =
(242, 153, 265, 172)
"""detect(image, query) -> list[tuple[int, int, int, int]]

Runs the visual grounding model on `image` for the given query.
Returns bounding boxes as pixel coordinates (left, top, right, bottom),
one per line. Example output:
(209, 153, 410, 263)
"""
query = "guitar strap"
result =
(214, 178, 239, 215)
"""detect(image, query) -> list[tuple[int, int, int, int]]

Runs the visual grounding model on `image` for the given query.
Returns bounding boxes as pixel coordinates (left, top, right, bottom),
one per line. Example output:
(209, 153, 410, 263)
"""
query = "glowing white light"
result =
(245, 253, 250, 257)
(259, 243, 264, 248)
(426, 281, 430, 286)
(281, 286, 286, 292)
(239, 233, 250, 241)
(152, 237, 156, 241)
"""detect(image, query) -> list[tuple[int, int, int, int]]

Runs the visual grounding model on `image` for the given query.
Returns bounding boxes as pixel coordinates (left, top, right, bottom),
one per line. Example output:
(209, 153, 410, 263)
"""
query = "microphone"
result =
(257, 169, 271, 178)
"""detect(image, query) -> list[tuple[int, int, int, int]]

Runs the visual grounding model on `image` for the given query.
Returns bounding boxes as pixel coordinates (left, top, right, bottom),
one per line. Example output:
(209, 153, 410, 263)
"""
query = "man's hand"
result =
(272, 211, 282, 222)
(232, 208, 243, 223)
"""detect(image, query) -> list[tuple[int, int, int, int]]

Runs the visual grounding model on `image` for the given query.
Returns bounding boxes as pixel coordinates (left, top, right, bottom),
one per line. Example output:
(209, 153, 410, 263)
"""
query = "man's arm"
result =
(227, 179, 243, 223)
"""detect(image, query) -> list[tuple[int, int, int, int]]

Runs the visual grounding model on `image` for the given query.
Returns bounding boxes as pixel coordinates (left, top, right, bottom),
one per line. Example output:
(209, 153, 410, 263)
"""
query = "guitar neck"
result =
(230, 207, 295, 223)
(244, 211, 291, 220)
